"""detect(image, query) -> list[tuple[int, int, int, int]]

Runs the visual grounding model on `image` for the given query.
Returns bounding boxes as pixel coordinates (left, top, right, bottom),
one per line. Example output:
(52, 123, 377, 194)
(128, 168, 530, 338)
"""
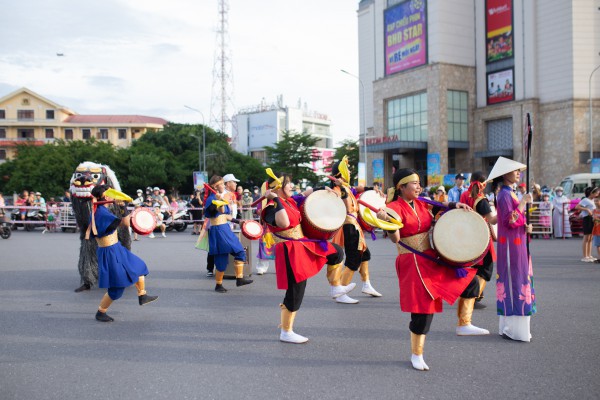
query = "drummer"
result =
(261, 170, 344, 343)
(451, 171, 496, 335)
(89, 184, 159, 322)
(329, 156, 382, 304)
(377, 168, 477, 371)
(204, 175, 252, 293)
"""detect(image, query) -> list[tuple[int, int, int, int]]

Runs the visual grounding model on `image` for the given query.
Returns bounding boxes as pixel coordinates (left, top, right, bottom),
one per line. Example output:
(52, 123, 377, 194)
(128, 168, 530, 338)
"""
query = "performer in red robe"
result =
(261, 172, 344, 344)
(379, 168, 476, 371)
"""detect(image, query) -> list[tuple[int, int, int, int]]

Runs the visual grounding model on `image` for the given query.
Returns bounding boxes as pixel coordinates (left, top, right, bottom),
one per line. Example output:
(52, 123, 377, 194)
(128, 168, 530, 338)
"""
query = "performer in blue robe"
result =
(204, 175, 251, 293)
(90, 185, 158, 322)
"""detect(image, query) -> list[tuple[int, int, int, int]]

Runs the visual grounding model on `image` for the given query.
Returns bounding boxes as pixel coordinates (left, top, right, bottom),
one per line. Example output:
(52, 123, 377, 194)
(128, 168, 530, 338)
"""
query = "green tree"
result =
(263, 130, 320, 183)
(327, 139, 360, 185)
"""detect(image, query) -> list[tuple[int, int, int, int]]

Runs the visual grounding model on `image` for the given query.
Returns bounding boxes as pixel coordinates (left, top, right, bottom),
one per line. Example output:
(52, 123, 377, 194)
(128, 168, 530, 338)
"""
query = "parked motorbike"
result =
(10, 209, 24, 230)
(1, 217, 11, 239)
(24, 209, 46, 231)
(164, 207, 189, 232)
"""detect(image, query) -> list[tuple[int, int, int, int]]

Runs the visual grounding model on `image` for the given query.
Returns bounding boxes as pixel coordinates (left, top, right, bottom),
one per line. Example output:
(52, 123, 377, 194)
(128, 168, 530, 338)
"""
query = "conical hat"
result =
(487, 157, 527, 182)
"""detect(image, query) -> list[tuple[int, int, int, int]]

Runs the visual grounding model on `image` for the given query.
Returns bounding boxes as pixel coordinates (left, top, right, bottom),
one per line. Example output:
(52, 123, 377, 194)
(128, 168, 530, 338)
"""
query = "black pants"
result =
(283, 243, 344, 312)
(460, 272, 481, 299)
(476, 252, 494, 281)
(409, 313, 433, 335)
(342, 224, 371, 270)
(207, 253, 214, 272)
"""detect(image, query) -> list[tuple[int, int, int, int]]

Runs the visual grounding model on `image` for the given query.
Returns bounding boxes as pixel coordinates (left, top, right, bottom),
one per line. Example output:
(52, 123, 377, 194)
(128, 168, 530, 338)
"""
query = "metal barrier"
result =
(530, 201, 553, 237)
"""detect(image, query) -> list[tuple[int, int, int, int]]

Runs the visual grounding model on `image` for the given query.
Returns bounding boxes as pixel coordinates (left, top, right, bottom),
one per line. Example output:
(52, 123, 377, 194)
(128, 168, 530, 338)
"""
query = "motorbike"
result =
(1, 216, 11, 239)
(164, 207, 189, 232)
(24, 209, 46, 231)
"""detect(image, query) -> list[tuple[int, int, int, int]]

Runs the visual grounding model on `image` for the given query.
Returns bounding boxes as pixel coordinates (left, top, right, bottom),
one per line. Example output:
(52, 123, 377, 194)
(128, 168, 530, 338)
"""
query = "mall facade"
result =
(357, 0, 600, 189)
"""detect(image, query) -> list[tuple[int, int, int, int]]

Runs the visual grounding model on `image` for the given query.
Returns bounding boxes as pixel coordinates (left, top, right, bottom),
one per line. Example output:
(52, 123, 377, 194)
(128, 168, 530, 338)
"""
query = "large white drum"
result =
(300, 190, 346, 240)
(432, 209, 490, 265)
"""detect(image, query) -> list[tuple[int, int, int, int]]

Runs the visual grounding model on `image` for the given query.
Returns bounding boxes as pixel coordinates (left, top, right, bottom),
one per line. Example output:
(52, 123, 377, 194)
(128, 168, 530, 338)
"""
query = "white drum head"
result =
(132, 208, 156, 234)
(303, 190, 346, 231)
(432, 209, 490, 263)
(244, 220, 262, 236)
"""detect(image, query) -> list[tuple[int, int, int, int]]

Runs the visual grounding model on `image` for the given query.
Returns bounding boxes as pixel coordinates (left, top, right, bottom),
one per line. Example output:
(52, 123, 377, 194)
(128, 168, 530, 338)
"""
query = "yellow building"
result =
(0, 87, 168, 162)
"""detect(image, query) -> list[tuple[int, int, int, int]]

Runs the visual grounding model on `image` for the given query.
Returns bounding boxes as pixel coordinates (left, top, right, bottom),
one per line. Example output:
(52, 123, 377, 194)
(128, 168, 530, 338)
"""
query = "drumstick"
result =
(250, 196, 265, 208)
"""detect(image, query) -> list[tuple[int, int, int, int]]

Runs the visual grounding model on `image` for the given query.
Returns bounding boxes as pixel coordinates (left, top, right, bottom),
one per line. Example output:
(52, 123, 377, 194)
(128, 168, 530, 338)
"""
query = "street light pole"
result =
(589, 63, 600, 163)
(184, 105, 206, 173)
(341, 69, 367, 183)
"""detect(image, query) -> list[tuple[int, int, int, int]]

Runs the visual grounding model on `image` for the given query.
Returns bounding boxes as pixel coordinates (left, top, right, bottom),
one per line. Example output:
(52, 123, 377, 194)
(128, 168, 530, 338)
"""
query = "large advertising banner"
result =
(487, 68, 514, 105)
(372, 159, 384, 184)
(486, 0, 513, 63)
(426, 152, 441, 187)
(384, 0, 428, 76)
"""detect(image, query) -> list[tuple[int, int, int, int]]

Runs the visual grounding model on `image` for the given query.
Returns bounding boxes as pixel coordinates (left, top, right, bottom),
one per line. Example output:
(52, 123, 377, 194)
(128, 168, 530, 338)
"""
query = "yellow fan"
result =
(339, 155, 351, 184)
(362, 208, 403, 230)
(104, 188, 133, 202)
(212, 200, 229, 208)
(266, 168, 283, 190)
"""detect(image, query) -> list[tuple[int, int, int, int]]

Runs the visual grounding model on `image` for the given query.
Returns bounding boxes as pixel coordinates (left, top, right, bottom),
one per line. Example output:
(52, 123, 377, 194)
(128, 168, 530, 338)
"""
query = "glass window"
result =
(46, 110, 55, 119)
(65, 129, 73, 140)
(447, 90, 468, 142)
(0, 128, 5, 138)
(17, 110, 34, 120)
(118, 128, 127, 139)
(45, 128, 54, 139)
(82, 129, 91, 140)
(386, 92, 428, 142)
(0, 110, 5, 119)
(0, 149, 5, 160)
(98, 128, 109, 140)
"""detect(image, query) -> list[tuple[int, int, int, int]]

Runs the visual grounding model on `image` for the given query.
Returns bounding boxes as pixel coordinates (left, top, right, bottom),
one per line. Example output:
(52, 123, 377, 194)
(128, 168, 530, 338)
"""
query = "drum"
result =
(432, 209, 490, 266)
(300, 190, 346, 240)
(130, 207, 157, 235)
(240, 220, 263, 240)
(357, 190, 387, 232)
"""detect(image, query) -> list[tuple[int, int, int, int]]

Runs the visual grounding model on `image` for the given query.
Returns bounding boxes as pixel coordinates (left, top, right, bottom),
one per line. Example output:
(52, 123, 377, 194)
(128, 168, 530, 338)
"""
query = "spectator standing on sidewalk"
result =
(552, 186, 572, 239)
(575, 187, 599, 262)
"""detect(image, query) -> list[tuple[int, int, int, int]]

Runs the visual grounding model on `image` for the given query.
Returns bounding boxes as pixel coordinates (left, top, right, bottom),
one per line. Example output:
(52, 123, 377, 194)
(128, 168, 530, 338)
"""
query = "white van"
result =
(558, 173, 600, 199)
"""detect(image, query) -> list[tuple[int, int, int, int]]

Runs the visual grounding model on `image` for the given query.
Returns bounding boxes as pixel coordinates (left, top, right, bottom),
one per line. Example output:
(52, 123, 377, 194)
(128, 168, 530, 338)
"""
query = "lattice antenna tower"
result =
(210, 0, 237, 142)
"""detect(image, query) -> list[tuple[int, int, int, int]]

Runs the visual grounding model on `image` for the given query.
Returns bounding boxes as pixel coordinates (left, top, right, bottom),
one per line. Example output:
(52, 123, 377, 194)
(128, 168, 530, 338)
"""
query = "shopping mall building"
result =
(357, 0, 599, 189)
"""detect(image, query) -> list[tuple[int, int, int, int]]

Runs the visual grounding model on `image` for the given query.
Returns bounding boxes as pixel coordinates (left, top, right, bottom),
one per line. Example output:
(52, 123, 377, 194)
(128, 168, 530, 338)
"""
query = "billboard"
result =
(384, 0, 428, 76)
(487, 68, 514, 105)
(485, 0, 513, 64)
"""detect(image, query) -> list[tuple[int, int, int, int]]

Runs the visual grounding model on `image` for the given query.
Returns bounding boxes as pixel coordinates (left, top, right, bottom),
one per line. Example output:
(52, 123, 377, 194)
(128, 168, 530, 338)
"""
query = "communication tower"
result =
(210, 0, 237, 142)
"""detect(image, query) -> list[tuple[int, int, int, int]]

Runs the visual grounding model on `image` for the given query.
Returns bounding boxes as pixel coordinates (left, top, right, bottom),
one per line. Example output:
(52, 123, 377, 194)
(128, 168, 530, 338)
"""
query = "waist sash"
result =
(96, 231, 118, 247)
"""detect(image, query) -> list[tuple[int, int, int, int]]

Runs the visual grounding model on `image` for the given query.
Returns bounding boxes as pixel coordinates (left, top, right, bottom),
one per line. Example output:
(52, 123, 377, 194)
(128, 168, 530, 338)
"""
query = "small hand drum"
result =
(240, 220, 263, 240)
(130, 207, 157, 235)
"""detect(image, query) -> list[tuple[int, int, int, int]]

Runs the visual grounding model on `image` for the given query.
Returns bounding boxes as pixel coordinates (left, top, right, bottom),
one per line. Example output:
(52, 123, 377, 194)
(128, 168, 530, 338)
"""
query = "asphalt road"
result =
(1, 228, 599, 400)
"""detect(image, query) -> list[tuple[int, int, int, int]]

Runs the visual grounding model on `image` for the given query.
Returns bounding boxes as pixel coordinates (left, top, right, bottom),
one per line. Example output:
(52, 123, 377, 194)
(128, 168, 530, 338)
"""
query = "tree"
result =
(263, 130, 320, 183)
(327, 139, 360, 185)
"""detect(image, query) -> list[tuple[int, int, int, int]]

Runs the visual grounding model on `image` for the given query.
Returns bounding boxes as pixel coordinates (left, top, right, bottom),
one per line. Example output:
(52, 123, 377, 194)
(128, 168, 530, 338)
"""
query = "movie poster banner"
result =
(486, 0, 513, 63)
(384, 0, 428, 76)
(487, 68, 514, 105)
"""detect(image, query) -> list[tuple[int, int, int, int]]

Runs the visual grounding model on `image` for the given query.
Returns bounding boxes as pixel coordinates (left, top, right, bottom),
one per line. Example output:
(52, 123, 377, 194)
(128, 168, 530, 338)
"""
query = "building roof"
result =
(0, 87, 76, 115)
(64, 115, 168, 125)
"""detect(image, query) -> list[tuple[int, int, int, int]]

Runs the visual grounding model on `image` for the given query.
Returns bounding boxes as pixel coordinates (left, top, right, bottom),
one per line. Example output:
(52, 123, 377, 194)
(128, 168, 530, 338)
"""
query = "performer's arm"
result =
(264, 191, 290, 228)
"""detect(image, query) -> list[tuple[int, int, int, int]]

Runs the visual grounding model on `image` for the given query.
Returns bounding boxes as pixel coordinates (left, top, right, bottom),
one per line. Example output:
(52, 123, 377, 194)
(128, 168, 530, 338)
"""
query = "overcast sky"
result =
(0, 0, 361, 145)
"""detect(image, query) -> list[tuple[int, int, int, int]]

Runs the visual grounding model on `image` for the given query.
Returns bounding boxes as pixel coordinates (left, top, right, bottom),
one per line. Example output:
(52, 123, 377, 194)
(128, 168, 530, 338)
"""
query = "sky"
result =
(0, 0, 362, 145)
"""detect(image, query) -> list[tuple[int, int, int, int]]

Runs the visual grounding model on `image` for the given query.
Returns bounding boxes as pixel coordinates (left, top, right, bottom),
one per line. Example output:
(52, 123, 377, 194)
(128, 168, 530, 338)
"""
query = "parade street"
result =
(1, 230, 599, 400)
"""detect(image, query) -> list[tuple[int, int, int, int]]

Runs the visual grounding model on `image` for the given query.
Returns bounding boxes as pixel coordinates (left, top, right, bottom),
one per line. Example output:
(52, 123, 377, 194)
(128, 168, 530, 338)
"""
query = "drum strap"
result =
(396, 239, 469, 278)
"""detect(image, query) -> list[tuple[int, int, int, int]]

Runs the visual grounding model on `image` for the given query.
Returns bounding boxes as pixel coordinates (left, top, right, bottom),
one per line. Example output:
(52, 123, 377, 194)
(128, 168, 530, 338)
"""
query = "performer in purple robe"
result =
(488, 157, 535, 342)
